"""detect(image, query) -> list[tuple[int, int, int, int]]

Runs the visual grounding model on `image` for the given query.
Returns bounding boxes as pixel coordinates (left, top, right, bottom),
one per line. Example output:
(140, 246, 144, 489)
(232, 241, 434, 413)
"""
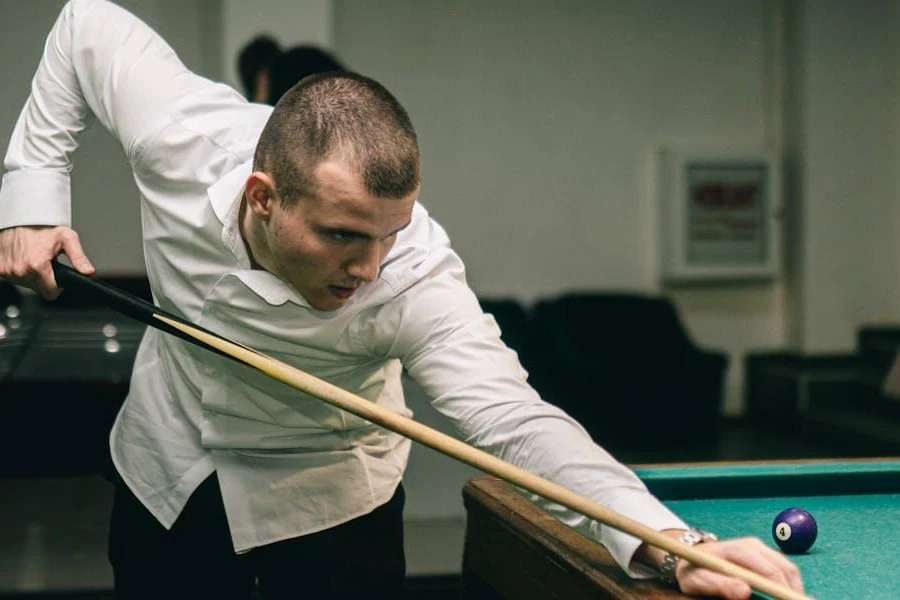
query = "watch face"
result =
(682, 529, 717, 545)
(683, 531, 703, 544)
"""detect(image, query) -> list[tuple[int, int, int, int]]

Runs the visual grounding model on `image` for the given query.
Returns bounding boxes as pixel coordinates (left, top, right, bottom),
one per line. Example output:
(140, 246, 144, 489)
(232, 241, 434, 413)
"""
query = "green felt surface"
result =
(634, 462, 900, 599)
(666, 494, 899, 599)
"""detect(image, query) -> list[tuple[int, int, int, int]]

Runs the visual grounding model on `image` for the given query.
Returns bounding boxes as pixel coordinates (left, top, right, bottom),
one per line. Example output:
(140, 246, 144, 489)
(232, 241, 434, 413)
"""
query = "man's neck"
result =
(238, 196, 266, 271)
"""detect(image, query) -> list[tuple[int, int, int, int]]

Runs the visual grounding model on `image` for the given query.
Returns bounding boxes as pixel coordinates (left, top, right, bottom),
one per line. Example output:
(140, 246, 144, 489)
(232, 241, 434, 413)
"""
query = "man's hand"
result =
(674, 537, 804, 599)
(638, 530, 804, 599)
(0, 225, 95, 299)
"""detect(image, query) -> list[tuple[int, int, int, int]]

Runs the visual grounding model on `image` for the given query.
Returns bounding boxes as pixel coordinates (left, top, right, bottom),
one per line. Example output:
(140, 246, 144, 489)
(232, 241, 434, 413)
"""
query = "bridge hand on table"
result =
(673, 536, 804, 599)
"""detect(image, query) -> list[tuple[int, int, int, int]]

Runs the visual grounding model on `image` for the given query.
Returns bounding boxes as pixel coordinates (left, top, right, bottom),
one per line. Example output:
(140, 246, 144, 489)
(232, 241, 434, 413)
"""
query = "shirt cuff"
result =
(591, 490, 688, 579)
(0, 169, 71, 229)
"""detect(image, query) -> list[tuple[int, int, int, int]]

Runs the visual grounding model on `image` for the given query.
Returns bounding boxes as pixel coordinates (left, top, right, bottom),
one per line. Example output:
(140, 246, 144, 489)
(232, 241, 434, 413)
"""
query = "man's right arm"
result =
(0, 0, 209, 297)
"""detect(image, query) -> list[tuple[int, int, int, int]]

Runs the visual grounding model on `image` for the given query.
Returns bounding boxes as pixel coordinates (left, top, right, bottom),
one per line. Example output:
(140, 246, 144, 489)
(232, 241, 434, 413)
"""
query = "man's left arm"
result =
(358, 267, 804, 598)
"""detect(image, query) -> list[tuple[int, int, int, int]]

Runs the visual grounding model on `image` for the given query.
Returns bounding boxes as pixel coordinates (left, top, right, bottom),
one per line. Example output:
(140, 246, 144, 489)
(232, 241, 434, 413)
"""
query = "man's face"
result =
(264, 158, 417, 311)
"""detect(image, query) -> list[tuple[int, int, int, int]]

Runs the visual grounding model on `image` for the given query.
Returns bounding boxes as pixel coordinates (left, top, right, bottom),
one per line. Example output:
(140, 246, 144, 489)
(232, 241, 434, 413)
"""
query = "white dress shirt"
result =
(0, 0, 685, 576)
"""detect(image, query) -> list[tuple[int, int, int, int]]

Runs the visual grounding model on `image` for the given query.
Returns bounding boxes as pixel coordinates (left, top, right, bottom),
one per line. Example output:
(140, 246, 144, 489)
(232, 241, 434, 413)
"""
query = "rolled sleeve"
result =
(592, 488, 686, 578)
(0, 170, 70, 229)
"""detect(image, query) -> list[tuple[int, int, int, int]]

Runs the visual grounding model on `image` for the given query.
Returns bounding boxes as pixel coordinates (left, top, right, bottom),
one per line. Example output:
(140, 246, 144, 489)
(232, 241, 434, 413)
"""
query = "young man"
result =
(0, 1, 803, 599)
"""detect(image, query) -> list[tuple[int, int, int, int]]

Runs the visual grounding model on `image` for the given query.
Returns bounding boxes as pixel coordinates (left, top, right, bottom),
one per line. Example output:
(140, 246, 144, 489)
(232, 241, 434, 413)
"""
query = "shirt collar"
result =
(206, 159, 311, 308)
(207, 159, 252, 263)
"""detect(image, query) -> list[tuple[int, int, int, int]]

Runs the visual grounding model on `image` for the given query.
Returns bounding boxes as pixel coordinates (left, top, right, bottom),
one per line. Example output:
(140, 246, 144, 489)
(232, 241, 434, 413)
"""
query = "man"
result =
(0, 1, 803, 599)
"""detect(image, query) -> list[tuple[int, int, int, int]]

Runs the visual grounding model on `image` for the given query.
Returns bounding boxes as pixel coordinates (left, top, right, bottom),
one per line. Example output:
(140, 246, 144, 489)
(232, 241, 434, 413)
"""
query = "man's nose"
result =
(346, 241, 381, 282)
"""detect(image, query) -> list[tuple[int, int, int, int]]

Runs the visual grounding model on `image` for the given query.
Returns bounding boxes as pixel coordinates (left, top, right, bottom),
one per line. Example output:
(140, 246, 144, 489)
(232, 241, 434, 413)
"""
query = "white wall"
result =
(334, 0, 787, 415)
(795, 0, 900, 351)
(338, 1, 770, 296)
(333, 0, 900, 415)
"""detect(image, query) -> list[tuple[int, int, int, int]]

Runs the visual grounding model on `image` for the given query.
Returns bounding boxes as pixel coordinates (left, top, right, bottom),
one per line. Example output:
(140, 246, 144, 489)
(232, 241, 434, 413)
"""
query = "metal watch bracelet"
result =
(659, 528, 719, 587)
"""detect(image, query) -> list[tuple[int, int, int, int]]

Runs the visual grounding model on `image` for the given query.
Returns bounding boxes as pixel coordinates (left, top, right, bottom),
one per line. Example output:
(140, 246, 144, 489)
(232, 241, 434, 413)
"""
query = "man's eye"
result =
(327, 231, 349, 241)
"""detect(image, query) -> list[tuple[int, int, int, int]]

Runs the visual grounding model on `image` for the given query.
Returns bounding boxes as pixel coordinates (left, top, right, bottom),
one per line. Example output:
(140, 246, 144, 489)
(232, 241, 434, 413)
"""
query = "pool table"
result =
(461, 458, 900, 599)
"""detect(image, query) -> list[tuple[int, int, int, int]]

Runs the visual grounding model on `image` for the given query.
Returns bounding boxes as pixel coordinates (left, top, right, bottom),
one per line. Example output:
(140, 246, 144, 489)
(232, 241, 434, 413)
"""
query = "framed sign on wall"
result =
(658, 148, 781, 284)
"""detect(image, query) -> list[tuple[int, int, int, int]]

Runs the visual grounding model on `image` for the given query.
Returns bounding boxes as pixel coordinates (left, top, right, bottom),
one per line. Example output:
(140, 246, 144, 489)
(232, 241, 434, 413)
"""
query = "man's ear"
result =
(245, 172, 277, 219)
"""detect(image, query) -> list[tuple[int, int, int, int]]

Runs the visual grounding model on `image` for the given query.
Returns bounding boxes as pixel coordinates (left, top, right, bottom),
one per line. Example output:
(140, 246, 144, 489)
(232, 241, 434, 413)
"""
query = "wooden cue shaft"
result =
(155, 313, 812, 600)
(50, 263, 808, 600)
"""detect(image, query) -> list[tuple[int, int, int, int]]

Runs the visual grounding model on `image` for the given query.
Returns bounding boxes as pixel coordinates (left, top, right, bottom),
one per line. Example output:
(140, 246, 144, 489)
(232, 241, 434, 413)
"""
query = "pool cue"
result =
(52, 261, 811, 600)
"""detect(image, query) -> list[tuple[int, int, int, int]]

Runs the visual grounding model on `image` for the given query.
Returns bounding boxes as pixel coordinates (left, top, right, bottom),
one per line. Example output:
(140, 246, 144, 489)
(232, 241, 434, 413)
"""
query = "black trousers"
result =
(108, 473, 407, 599)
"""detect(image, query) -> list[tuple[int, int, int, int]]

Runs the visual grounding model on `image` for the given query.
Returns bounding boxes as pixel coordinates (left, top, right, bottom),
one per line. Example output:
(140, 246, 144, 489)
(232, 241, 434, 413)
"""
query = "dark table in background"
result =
(1, 281, 145, 477)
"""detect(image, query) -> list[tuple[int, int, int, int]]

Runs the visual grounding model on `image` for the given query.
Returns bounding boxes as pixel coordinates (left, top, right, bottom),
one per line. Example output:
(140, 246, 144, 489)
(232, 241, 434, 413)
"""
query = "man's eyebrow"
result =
(321, 219, 412, 240)
(389, 219, 413, 237)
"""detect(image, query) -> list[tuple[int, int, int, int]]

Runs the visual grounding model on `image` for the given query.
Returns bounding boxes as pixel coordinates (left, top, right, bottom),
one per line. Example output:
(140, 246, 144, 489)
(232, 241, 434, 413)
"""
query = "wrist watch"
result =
(659, 528, 719, 587)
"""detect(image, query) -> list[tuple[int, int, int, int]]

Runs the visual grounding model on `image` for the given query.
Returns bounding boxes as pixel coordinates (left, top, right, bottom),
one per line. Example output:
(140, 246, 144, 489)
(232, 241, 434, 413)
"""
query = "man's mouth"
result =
(328, 284, 359, 299)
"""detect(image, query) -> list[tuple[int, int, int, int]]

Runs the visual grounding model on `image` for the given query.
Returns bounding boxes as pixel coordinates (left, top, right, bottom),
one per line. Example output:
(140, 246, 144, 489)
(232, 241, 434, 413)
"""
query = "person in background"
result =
(237, 35, 282, 103)
(267, 45, 344, 106)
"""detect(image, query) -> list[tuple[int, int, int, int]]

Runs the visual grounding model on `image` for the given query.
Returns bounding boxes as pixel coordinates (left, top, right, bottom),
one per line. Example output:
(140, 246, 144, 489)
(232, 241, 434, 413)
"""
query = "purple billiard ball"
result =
(772, 507, 817, 554)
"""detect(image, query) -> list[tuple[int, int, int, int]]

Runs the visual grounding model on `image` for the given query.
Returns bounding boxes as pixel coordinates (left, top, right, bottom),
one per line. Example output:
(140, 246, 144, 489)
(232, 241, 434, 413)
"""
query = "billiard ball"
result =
(772, 507, 817, 554)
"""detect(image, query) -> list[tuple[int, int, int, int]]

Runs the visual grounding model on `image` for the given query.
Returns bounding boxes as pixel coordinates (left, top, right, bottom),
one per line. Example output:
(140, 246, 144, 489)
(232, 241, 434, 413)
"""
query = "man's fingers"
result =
(58, 228, 95, 275)
(675, 538, 805, 599)
(30, 260, 61, 300)
(678, 567, 752, 600)
(717, 538, 804, 593)
(0, 225, 93, 299)
(752, 539, 805, 593)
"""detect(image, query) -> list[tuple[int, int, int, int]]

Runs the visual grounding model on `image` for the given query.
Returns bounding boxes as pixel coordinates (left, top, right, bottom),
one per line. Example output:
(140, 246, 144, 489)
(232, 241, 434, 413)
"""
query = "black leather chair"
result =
(529, 293, 728, 452)
(0, 278, 146, 476)
(857, 326, 900, 378)
(744, 325, 900, 455)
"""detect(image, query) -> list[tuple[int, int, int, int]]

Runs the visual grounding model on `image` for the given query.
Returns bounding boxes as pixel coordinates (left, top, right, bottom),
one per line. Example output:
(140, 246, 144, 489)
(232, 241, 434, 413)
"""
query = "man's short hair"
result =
(237, 36, 282, 99)
(254, 72, 420, 204)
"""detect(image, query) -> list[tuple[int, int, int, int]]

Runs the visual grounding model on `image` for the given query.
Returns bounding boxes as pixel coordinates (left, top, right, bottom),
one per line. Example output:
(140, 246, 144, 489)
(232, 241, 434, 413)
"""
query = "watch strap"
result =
(658, 528, 719, 587)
